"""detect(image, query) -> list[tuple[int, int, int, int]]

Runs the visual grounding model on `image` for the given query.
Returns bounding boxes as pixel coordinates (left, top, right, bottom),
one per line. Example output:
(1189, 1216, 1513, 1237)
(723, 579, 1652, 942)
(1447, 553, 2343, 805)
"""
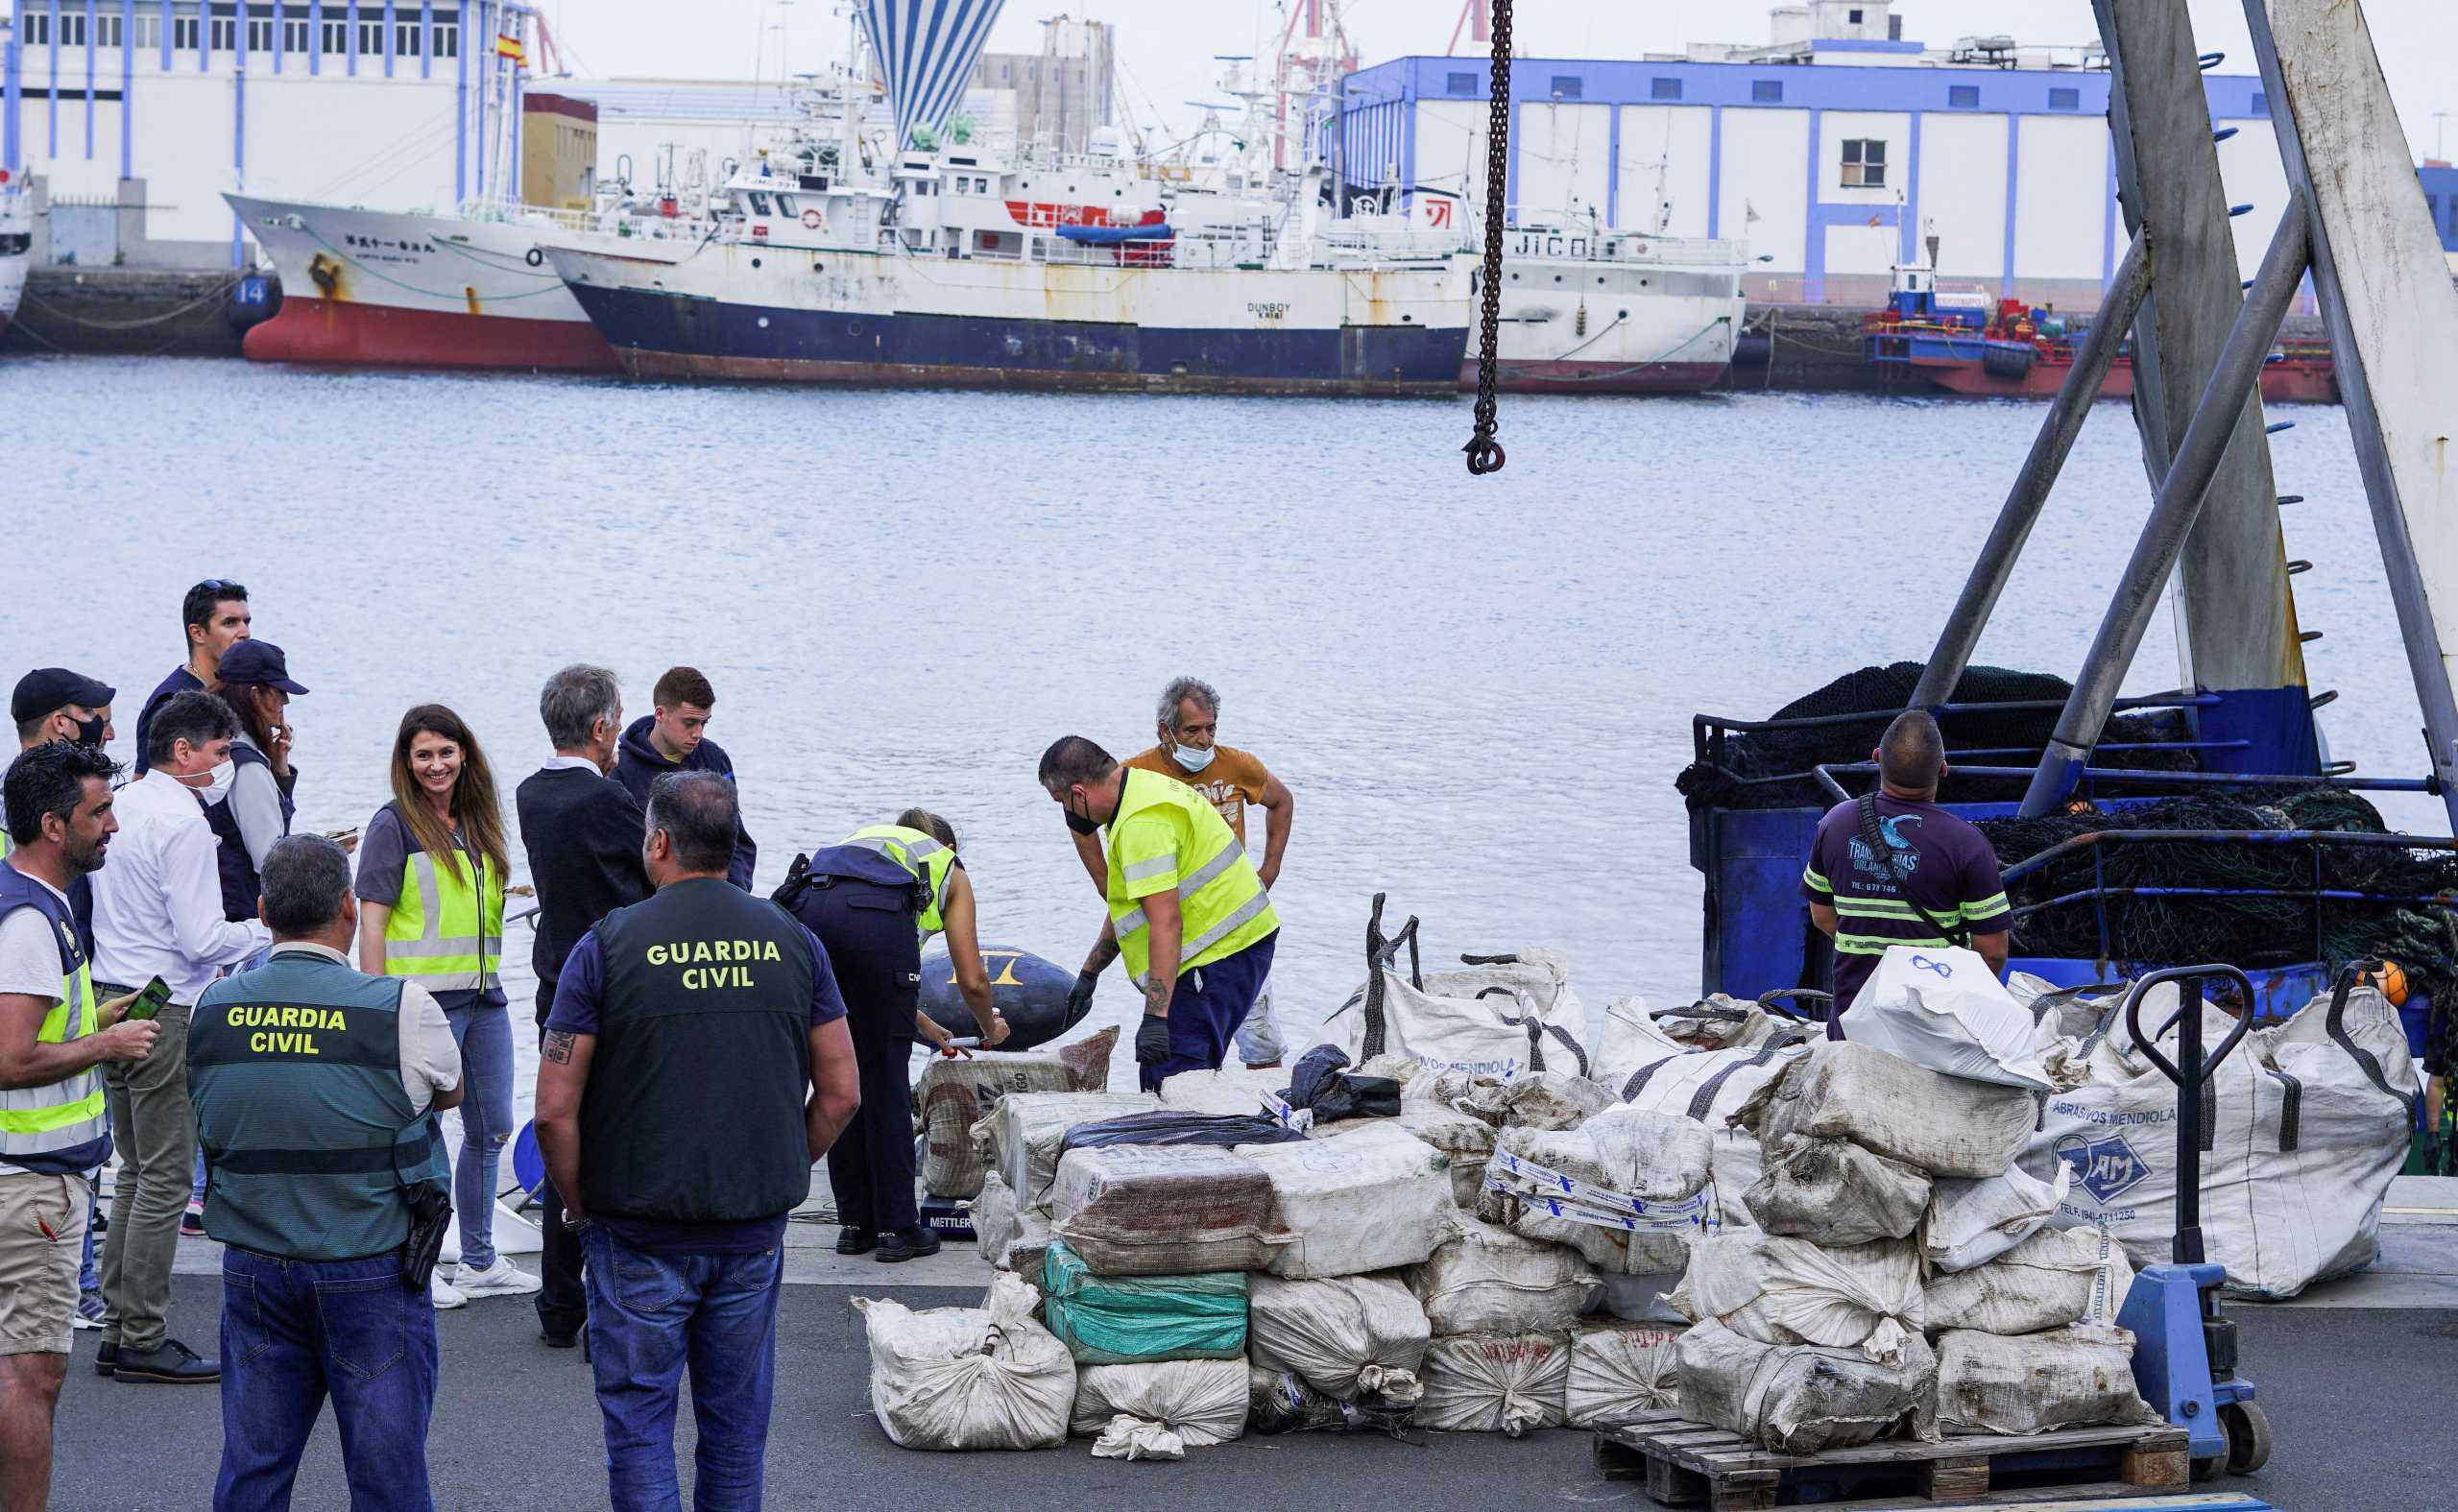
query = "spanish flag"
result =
(494, 33, 524, 62)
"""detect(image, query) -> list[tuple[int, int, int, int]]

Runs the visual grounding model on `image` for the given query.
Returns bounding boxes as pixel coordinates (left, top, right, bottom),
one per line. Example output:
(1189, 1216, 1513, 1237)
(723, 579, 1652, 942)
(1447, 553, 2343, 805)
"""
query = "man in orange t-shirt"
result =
(1106, 677, 1294, 1067)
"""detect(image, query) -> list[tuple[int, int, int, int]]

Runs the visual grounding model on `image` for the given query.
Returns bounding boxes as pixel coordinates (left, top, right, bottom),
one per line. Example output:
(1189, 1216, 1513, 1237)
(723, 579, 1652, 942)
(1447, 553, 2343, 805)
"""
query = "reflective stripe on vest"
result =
(837, 825, 956, 941)
(0, 893, 108, 1160)
(380, 816, 504, 996)
(1103, 769, 1278, 987)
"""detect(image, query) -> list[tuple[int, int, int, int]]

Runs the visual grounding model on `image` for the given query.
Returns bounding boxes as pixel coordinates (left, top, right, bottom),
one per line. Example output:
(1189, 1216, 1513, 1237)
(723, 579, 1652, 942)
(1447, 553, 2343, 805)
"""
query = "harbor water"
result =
(0, 355, 2414, 1110)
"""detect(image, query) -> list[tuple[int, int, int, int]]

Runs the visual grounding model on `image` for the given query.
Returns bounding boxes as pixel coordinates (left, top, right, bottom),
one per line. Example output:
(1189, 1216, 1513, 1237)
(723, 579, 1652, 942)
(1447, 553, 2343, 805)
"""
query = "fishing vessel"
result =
(1863, 261, 2336, 403)
(0, 171, 31, 340)
(1474, 218, 1745, 394)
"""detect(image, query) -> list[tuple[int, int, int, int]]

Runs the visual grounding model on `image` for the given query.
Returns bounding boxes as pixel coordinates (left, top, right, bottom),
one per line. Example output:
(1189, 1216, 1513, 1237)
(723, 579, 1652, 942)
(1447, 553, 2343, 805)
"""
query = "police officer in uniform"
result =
(776, 809, 1006, 1263)
(186, 834, 465, 1511)
(534, 773, 859, 1512)
(1038, 736, 1281, 1092)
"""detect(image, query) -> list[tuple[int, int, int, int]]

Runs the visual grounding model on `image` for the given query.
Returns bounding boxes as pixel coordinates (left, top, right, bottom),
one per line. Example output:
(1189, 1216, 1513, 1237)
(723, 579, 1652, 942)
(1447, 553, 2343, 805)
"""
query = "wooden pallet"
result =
(1592, 1409, 2190, 1510)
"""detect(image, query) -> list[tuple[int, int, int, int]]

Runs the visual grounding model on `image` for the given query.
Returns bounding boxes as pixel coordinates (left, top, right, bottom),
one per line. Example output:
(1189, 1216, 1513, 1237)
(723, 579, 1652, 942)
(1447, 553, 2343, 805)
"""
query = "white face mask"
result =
(1169, 742, 1217, 775)
(196, 759, 236, 803)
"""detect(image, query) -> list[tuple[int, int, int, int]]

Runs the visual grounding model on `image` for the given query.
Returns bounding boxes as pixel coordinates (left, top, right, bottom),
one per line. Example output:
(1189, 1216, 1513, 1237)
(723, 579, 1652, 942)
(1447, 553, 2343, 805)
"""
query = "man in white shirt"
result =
(87, 691, 269, 1386)
(0, 742, 158, 1511)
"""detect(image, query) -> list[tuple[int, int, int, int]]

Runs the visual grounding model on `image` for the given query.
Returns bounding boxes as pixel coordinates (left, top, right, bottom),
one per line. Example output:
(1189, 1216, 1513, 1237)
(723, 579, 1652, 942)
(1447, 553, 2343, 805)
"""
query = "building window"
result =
(17, 13, 41, 46)
(322, 18, 347, 52)
(133, 12, 161, 49)
(248, 14, 273, 50)
(176, 14, 202, 49)
(1446, 70, 1477, 96)
(432, 18, 458, 57)
(397, 20, 422, 56)
(1753, 80, 1783, 103)
(1549, 75, 1581, 100)
(1651, 78, 1682, 101)
(1841, 137, 1888, 188)
(209, 12, 236, 50)
(1848, 6, 1865, 20)
(1949, 84, 1980, 108)
(2251, 91, 2269, 115)
(55, 11, 85, 46)
(359, 19, 383, 54)
(283, 16, 308, 51)
(2049, 86, 2080, 111)
(96, 12, 124, 47)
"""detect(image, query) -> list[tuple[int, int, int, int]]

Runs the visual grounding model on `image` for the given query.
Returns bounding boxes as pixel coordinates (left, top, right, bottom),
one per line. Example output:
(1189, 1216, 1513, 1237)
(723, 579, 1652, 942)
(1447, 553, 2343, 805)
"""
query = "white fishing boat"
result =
(0, 173, 32, 341)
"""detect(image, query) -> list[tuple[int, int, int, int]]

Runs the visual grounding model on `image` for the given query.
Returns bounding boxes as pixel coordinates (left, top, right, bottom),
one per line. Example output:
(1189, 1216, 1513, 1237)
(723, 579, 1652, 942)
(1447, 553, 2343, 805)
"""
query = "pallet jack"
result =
(2111, 966, 2274, 1481)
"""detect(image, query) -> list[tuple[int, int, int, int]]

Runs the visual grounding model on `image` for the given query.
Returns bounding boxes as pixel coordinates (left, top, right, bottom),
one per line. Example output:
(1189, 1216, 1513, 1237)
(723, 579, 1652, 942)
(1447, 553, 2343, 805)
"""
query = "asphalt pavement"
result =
(44, 1273, 2456, 1511)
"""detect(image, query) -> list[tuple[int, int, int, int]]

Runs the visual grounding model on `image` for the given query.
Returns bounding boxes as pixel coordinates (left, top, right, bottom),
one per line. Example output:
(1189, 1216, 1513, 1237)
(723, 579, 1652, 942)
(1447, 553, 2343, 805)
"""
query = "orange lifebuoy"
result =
(801, 208, 822, 229)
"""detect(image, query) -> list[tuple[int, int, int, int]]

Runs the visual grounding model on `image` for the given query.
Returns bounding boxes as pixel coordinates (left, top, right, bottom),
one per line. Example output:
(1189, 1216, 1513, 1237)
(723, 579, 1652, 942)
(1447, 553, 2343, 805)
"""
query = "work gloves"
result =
(1135, 1012, 1174, 1069)
(1065, 971, 1099, 1026)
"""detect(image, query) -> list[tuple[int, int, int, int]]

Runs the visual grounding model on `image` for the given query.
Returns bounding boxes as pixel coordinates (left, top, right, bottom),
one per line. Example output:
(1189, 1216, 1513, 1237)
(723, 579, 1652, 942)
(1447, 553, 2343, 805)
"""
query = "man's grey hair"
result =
(541, 663, 621, 753)
(1157, 676, 1220, 734)
(260, 835, 353, 938)
(647, 771, 739, 874)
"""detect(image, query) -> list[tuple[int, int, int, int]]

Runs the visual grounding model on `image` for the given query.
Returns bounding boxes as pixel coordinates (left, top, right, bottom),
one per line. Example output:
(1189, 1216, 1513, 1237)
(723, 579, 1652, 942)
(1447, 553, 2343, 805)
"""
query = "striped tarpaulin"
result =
(856, 0, 1004, 151)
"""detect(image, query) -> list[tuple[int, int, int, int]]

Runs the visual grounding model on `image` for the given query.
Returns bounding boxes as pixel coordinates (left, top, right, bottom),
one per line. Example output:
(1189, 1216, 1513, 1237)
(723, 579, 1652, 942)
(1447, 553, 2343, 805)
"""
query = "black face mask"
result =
(1064, 791, 1099, 836)
(68, 715, 106, 751)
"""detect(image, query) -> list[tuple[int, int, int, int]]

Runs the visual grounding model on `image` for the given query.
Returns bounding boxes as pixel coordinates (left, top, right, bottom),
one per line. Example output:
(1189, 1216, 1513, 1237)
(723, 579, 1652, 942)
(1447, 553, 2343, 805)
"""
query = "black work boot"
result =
(111, 1338, 219, 1384)
(94, 1339, 116, 1378)
(835, 1227, 878, 1256)
(876, 1227, 941, 1263)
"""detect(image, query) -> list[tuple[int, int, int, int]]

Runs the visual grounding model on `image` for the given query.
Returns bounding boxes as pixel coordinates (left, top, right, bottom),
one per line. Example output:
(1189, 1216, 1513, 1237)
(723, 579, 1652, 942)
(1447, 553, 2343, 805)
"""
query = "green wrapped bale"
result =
(1042, 1241, 1248, 1366)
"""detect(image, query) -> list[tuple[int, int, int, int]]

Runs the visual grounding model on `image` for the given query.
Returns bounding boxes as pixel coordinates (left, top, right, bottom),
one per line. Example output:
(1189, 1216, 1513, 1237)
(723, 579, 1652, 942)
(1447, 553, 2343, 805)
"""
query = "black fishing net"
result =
(1677, 660, 2194, 813)
(1979, 786, 2458, 1016)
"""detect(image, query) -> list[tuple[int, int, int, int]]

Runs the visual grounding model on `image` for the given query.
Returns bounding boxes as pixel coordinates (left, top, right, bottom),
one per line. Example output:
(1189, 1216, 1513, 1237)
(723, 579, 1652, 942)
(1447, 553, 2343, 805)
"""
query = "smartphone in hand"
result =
(124, 977, 173, 1022)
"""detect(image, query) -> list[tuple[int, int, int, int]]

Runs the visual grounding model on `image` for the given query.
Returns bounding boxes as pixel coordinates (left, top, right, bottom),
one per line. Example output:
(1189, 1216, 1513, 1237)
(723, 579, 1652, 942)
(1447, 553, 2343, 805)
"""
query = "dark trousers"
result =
(797, 879, 921, 1236)
(214, 1247, 437, 1512)
(534, 1015, 588, 1337)
(1141, 931, 1280, 1092)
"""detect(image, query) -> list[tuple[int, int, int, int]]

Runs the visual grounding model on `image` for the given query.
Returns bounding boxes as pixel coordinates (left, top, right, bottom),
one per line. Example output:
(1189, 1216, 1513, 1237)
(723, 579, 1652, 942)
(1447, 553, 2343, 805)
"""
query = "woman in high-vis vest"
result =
(776, 808, 1004, 1263)
(353, 705, 535, 1309)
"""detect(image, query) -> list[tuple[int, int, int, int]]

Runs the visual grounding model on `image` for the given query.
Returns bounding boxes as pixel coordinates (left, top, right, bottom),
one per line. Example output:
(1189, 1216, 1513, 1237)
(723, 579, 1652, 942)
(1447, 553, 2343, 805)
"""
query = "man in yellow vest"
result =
(1040, 736, 1279, 1092)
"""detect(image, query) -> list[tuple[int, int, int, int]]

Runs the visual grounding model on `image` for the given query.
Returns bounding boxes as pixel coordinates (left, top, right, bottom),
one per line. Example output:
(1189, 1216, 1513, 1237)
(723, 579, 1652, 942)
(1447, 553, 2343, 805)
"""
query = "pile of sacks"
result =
(1664, 947, 2159, 1452)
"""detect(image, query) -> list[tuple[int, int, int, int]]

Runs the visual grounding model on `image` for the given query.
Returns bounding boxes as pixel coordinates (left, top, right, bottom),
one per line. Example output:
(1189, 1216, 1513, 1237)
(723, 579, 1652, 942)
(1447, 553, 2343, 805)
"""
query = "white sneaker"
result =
(454, 1256, 542, 1299)
(429, 1274, 468, 1310)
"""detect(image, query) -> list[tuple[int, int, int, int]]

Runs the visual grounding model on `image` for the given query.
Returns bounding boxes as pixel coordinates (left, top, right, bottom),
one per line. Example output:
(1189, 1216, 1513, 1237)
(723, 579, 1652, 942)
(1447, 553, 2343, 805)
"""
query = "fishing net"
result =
(1979, 786, 2458, 1013)
(1676, 661, 2194, 813)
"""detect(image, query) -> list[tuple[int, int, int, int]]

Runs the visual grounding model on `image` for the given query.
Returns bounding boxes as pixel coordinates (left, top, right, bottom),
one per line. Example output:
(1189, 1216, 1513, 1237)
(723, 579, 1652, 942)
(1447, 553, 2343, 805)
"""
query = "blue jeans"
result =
(215, 1247, 438, 1512)
(443, 1003, 514, 1269)
(1141, 931, 1281, 1092)
(581, 1224, 781, 1512)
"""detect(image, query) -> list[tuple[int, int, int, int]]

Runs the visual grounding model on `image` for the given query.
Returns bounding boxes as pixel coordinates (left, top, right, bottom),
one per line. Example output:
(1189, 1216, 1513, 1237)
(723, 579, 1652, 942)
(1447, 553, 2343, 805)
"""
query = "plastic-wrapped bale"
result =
(1235, 1125, 1458, 1280)
(1246, 1273, 1432, 1405)
(853, 1274, 1076, 1451)
(1922, 1164, 2071, 1273)
(1406, 1215, 1594, 1337)
(975, 1090, 1160, 1206)
(1925, 1225, 2130, 1336)
(916, 1026, 1119, 1199)
(1412, 1332, 1570, 1436)
(1935, 1324, 2161, 1434)
(1315, 1099, 1495, 1209)
(1069, 1358, 1249, 1444)
(1313, 946, 1588, 1082)
(1039, 1241, 1247, 1365)
(1588, 1270, 1688, 1325)
(1742, 1042, 2036, 1179)
(1592, 1001, 1815, 1232)
(1744, 1137, 1931, 1244)
(1671, 1231, 1924, 1366)
(1564, 1321, 1686, 1429)
(2024, 984, 2418, 1299)
(1156, 1067, 1287, 1117)
(1047, 1144, 1280, 1276)
(1484, 1105, 1716, 1276)
(1675, 1319, 1939, 1454)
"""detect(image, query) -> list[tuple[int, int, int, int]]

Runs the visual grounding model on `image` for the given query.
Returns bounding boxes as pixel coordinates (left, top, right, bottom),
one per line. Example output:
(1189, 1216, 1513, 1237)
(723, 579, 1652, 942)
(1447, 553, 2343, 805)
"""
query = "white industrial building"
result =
(1337, 0, 2292, 310)
(2, 0, 533, 265)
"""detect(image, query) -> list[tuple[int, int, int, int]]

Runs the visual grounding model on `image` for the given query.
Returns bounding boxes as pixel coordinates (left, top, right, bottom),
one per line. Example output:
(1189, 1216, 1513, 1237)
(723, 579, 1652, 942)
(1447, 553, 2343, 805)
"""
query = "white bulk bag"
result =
(1934, 1324, 2161, 1435)
(1564, 1322, 1686, 1428)
(1672, 1232, 1924, 1366)
(2025, 985, 2416, 1298)
(1595, 1001, 1814, 1231)
(1407, 1216, 1595, 1336)
(1315, 1100, 1496, 1210)
(1315, 947, 1588, 1082)
(1237, 1125, 1458, 1280)
(1246, 1273, 1432, 1404)
(916, 1028, 1119, 1199)
(1485, 1108, 1716, 1276)
(854, 1274, 1075, 1451)
(1746, 1042, 2036, 1179)
(1413, 1332, 1571, 1436)
(1923, 1225, 2107, 1335)
(1745, 1137, 1932, 1245)
(1069, 1359, 1249, 1445)
(1922, 1164, 2070, 1273)
(1676, 1320, 1938, 1454)
(1845, 946, 2053, 1090)
(967, 1171, 1022, 1269)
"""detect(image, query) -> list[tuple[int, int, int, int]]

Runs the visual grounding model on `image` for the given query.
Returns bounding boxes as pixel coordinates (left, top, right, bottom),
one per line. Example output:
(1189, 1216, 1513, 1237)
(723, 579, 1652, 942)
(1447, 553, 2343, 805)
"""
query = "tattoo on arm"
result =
(542, 1030, 576, 1065)
(1142, 977, 1171, 1016)
(1085, 935, 1121, 974)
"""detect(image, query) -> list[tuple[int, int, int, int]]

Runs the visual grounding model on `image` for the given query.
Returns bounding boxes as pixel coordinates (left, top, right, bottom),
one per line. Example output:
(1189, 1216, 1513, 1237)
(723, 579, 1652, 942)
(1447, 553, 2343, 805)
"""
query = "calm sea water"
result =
(0, 355, 2421, 1106)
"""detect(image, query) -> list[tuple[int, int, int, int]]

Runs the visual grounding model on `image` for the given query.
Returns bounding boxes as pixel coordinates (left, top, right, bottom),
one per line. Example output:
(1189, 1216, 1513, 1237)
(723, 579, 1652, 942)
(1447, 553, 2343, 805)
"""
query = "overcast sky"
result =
(544, 0, 2458, 161)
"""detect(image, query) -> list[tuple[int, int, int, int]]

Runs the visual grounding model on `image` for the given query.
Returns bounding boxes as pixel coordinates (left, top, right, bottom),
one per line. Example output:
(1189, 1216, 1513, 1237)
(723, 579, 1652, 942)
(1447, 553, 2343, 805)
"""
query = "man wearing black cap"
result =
(133, 581, 250, 779)
(12, 670, 116, 761)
